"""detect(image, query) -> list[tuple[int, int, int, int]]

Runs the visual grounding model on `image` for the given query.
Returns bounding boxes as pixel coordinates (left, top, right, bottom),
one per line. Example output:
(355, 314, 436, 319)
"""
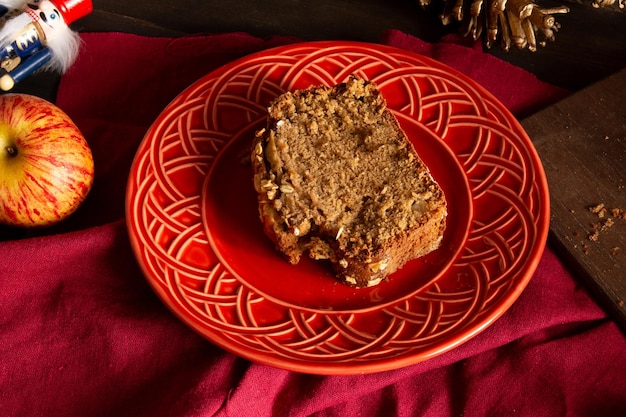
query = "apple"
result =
(0, 93, 94, 227)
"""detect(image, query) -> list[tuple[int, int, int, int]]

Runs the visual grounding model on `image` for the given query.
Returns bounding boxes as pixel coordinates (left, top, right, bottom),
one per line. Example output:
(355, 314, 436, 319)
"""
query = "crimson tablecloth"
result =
(1, 31, 625, 417)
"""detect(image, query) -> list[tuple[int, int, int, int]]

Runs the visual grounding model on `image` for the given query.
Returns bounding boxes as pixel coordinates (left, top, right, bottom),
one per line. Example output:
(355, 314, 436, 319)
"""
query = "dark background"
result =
(13, 0, 626, 100)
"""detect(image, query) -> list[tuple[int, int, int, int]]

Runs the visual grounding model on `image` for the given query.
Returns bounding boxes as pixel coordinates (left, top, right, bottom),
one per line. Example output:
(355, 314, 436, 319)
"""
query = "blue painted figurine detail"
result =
(0, 0, 92, 90)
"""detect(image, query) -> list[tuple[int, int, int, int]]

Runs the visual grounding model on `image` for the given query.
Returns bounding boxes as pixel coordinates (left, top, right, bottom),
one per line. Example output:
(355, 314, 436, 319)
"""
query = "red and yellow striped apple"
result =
(0, 93, 94, 227)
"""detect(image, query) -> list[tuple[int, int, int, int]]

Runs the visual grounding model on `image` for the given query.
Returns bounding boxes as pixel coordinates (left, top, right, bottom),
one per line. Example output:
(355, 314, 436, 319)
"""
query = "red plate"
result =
(126, 41, 549, 375)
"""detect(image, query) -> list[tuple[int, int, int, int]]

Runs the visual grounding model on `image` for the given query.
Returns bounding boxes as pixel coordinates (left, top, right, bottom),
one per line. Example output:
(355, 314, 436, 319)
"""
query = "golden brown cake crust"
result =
(251, 75, 447, 287)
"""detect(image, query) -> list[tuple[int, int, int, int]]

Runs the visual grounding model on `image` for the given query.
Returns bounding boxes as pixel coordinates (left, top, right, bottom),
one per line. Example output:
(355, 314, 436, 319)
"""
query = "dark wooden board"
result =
(521, 68, 626, 331)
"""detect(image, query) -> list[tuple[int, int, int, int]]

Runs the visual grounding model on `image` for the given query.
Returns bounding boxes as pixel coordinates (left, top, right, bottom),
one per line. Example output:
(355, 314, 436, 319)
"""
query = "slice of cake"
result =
(251, 75, 447, 288)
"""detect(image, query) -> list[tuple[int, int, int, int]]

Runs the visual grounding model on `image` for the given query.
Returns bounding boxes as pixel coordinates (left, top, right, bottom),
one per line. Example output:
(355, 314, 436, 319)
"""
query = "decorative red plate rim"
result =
(126, 41, 549, 375)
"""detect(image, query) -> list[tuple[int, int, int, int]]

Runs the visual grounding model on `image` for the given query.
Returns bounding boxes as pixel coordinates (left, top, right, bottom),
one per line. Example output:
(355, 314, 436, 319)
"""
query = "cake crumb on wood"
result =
(589, 203, 607, 218)
(578, 203, 625, 254)
(611, 207, 626, 220)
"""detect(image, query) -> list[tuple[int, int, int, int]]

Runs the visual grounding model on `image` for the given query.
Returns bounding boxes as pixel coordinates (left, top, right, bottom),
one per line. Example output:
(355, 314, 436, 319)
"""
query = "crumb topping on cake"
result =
(252, 75, 447, 287)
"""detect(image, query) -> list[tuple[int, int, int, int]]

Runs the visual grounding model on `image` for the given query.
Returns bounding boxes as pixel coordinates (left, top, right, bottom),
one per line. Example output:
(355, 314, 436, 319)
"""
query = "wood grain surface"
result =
(522, 68, 626, 331)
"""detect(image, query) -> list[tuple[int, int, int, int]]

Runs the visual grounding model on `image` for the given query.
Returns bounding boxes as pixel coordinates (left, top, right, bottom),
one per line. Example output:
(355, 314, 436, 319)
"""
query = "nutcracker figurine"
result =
(0, 0, 92, 91)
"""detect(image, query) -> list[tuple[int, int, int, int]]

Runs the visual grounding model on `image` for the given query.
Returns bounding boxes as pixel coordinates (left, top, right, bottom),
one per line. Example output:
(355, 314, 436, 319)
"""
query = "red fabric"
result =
(0, 30, 624, 417)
